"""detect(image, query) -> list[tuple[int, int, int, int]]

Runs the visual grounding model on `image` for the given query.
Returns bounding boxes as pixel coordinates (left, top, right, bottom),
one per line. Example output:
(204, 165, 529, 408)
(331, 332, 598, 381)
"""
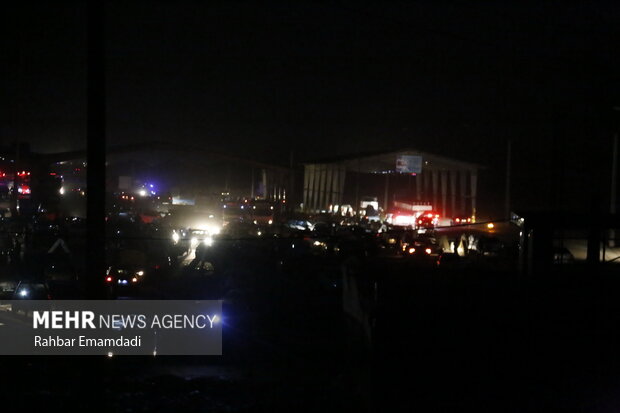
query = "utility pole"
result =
(250, 168, 254, 199)
(384, 173, 389, 214)
(505, 140, 511, 220)
(610, 134, 618, 247)
(288, 150, 294, 212)
(10, 142, 20, 217)
(86, 0, 106, 298)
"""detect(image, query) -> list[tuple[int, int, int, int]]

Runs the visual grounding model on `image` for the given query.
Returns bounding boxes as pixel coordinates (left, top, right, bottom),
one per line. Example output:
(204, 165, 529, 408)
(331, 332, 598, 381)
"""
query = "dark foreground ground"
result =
(1, 257, 620, 412)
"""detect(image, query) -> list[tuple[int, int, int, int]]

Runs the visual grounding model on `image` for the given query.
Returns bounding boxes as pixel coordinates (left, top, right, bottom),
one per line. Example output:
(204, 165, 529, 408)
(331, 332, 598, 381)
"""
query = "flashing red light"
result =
(105, 276, 113, 282)
(49, 172, 56, 176)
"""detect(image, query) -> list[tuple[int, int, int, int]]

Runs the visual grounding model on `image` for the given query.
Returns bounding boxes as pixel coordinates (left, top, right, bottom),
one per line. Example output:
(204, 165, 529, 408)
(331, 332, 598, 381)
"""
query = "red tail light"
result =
(105, 276, 113, 282)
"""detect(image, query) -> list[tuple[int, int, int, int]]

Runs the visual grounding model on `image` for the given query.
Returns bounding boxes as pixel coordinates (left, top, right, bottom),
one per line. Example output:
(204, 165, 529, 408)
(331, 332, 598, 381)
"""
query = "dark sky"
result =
(3, 1, 620, 213)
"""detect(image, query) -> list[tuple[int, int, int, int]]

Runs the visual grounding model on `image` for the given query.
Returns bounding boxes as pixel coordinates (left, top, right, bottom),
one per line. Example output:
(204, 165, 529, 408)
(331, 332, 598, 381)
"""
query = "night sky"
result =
(3, 1, 620, 214)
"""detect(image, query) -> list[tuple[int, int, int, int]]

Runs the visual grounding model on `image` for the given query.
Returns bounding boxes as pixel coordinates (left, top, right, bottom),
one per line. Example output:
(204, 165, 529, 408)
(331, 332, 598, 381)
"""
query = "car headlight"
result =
(203, 236, 213, 246)
(313, 240, 327, 249)
(18, 288, 29, 298)
(172, 231, 180, 243)
(136, 270, 144, 276)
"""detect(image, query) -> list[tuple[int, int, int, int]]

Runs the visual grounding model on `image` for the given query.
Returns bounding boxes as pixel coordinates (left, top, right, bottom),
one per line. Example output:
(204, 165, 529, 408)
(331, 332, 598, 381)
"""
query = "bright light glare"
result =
(195, 223, 221, 235)
(19, 289, 28, 297)
(59, 187, 65, 195)
(425, 248, 432, 254)
(408, 247, 416, 254)
(487, 223, 495, 229)
(172, 231, 180, 243)
(392, 215, 415, 227)
(138, 189, 147, 197)
(203, 236, 213, 246)
(136, 271, 144, 276)
(268, 219, 273, 225)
